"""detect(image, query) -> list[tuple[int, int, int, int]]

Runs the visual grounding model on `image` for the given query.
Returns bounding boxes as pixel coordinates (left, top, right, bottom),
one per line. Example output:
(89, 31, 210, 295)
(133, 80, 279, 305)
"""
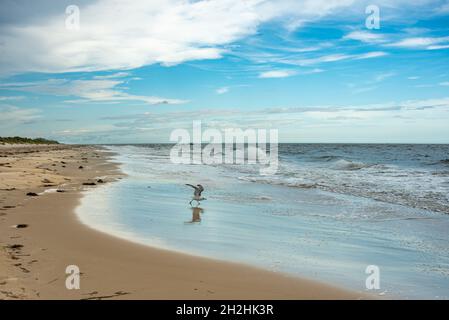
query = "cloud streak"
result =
(388, 36, 449, 50)
(0, 105, 41, 126)
(343, 30, 386, 43)
(259, 70, 297, 78)
(0, 78, 187, 105)
(216, 87, 229, 94)
(287, 51, 388, 66)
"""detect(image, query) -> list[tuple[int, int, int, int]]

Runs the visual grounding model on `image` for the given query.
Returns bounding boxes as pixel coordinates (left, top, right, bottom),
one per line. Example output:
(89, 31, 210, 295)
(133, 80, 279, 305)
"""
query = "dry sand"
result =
(0, 144, 366, 299)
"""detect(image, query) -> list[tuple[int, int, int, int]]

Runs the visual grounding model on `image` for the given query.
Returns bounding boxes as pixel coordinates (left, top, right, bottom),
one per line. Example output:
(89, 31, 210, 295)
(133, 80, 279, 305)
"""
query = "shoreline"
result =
(0, 144, 365, 299)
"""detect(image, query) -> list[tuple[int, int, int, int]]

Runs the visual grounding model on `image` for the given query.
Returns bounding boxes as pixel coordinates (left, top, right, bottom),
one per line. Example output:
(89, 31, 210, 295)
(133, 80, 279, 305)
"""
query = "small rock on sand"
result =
(6, 244, 23, 250)
(12, 224, 28, 229)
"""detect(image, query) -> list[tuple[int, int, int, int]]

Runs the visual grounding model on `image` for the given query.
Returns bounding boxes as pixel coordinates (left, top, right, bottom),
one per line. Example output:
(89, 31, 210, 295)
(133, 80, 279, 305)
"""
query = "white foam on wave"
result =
(332, 159, 374, 170)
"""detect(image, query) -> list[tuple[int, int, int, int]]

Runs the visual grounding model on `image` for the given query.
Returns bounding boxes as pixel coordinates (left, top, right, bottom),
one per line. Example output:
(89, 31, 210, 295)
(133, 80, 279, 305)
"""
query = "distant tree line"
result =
(0, 136, 59, 145)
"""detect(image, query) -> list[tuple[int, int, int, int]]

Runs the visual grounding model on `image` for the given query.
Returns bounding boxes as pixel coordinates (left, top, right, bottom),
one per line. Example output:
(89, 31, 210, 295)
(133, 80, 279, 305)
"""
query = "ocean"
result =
(76, 144, 449, 299)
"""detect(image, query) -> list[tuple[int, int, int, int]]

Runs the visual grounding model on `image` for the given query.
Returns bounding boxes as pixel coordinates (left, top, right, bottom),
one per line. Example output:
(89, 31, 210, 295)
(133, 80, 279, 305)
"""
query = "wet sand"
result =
(0, 144, 365, 299)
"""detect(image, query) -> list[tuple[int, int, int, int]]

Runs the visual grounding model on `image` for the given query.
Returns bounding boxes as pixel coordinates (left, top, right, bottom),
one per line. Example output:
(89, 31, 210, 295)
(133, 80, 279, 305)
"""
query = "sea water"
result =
(76, 144, 449, 299)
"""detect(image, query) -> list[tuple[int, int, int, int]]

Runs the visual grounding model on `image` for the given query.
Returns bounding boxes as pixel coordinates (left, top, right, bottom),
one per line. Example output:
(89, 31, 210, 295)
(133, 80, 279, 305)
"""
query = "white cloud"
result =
(0, 0, 359, 74)
(10, 95, 449, 143)
(298, 53, 351, 65)
(354, 51, 388, 59)
(414, 84, 434, 88)
(435, 2, 449, 14)
(351, 86, 378, 94)
(93, 72, 131, 79)
(0, 96, 24, 101)
(374, 72, 395, 82)
(267, 97, 449, 115)
(98, 97, 449, 142)
(407, 76, 420, 80)
(259, 70, 297, 78)
(388, 36, 449, 49)
(427, 44, 449, 50)
(402, 27, 430, 35)
(216, 87, 229, 94)
(440, 82, 449, 86)
(1, 1, 447, 75)
(0, 78, 187, 105)
(345, 71, 394, 94)
(293, 51, 387, 66)
(301, 68, 324, 75)
(344, 30, 386, 43)
(0, 106, 41, 126)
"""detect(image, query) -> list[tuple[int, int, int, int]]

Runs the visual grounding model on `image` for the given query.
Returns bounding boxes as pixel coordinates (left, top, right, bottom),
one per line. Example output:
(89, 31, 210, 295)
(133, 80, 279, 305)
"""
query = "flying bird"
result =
(186, 184, 206, 206)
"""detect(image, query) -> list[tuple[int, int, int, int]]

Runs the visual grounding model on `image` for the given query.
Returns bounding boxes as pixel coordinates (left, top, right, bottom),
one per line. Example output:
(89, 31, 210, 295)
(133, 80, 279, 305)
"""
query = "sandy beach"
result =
(0, 144, 363, 300)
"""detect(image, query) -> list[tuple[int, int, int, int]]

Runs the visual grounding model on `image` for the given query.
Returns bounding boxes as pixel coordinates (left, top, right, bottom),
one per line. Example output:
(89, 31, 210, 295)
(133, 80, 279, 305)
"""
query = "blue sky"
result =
(0, 0, 449, 143)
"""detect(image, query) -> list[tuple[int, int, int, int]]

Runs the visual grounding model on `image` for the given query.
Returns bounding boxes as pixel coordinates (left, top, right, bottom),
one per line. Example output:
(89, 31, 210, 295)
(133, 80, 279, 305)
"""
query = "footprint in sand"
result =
(81, 291, 130, 300)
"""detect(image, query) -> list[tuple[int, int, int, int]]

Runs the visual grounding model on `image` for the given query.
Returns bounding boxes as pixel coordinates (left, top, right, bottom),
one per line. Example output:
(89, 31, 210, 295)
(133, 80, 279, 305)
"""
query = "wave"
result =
(332, 159, 374, 171)
(312, 155, 341, 162)
(109, 144, 449, 215)
(238, 176, 318, 190)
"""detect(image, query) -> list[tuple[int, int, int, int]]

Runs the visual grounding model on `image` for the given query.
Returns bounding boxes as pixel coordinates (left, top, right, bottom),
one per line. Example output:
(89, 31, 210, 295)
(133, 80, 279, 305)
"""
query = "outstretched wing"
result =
(186, 184, 204, 197)
(186, 184, 199, 196)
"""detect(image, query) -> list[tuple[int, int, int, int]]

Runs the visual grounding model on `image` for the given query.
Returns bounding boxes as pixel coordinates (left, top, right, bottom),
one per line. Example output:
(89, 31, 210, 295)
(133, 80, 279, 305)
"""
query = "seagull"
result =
(186, 184, 206, 206)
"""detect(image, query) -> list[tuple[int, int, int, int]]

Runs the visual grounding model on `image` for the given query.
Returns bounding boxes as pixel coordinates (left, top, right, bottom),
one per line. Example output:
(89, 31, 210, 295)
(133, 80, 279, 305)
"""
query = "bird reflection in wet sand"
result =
(185, 206, 204, 224)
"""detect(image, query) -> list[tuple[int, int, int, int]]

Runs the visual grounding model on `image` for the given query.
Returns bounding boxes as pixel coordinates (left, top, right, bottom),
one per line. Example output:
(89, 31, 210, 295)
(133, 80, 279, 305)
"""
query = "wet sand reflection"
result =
(185, 206, 204, 223)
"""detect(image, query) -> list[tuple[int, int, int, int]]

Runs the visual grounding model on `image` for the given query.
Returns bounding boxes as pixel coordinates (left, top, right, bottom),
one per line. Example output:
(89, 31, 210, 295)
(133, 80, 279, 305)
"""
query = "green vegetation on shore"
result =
(0, 136, 59, 145)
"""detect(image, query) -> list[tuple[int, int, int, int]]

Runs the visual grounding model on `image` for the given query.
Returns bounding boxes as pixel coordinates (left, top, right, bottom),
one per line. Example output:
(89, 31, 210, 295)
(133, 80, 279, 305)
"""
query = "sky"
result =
(0, 0, 449, 143)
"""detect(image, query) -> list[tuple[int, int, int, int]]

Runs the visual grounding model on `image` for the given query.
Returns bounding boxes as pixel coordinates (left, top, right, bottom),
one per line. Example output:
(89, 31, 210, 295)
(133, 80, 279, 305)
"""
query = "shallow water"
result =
(76, 144, 449, 299)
